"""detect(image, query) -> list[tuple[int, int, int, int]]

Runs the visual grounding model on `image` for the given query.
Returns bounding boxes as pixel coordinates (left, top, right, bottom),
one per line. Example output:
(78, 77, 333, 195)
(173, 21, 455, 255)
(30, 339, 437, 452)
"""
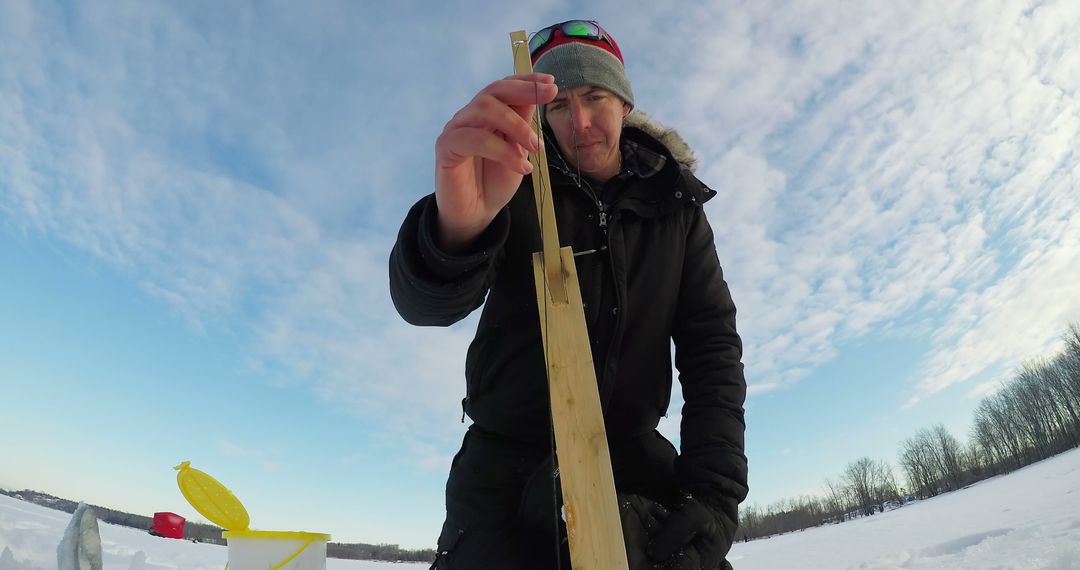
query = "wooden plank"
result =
(511, 30, 567, 305)
(511, 30, 628, 570)
(533, 248, 628, 569)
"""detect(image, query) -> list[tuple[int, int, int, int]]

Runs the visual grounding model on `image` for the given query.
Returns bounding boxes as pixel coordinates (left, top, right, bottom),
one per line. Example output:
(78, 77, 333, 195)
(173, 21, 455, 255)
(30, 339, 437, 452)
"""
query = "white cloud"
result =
(911, 213, 1080, 405)
(625, 0, 1080, 401)
(0, 2, 488, 464)
(3, 0, 1079, 481)
(968, 380, 1004, 400)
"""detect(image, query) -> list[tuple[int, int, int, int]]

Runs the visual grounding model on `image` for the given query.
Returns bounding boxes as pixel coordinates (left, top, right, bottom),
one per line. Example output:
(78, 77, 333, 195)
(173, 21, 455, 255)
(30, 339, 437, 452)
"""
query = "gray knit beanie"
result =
(532, 24, 634, 112)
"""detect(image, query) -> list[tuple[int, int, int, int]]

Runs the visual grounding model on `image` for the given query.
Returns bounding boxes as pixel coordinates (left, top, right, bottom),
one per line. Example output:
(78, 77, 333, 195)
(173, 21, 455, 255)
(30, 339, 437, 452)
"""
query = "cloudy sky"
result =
(2, 0, 1078, 550)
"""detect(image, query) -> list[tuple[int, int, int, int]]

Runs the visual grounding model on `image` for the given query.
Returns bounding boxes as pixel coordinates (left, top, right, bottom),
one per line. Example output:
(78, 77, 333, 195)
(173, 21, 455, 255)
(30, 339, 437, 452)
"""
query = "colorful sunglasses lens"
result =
(528, 27, 554, 53)
(561, 20, 600, 38)
(529, 21, 604, 55)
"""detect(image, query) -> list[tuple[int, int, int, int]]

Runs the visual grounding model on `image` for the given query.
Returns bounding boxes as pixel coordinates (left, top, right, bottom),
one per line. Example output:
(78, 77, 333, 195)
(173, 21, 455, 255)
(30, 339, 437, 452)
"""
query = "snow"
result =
(728, 446, 1080, 569)
(0, 495, 427, 569)
(3, 448, 1080, 569)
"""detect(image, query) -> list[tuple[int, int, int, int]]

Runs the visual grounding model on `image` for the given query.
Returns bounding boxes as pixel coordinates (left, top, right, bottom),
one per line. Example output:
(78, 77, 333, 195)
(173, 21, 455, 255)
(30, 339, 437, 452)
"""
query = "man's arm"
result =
(388, 194, 510, 326)
(671, 205, 749, 518)
(643, 202, 748, 568)
(389, 72, 556, 326)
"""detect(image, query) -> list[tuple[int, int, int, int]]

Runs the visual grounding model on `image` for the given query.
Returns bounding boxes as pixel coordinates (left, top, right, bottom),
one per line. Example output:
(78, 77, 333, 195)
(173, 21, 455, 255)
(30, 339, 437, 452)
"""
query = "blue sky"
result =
(2, 0, 1079, 550)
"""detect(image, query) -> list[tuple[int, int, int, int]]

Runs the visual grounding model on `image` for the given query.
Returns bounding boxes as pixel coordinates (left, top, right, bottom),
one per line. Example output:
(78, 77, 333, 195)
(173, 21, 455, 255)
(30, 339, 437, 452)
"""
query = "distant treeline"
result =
(736, 322, 1080, 542)
(0, 489, 228, 545)
(0, 489, 435, 563)
(327, 542, 436, 563)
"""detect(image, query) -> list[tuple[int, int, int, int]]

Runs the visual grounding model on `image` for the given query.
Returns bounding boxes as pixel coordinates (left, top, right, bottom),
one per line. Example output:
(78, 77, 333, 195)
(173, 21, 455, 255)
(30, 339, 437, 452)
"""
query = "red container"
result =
(150, 512, 186, 539)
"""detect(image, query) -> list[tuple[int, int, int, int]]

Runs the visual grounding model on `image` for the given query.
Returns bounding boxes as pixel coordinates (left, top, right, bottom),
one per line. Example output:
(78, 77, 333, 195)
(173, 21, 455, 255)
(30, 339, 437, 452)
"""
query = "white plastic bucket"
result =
(222, 530, 330, 570)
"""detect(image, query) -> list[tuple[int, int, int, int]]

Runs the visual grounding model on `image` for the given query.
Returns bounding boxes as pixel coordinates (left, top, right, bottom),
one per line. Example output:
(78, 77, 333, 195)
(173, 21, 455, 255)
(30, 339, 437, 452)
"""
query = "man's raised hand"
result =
(434, 73, 556, 253)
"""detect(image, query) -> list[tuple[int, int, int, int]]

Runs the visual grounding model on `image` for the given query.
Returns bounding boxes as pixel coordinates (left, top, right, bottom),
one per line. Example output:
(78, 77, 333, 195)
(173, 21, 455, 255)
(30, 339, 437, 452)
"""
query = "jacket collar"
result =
(621, 138, 667, 180)
(623, 110, 698, 173)
(541, 110, 717, 206)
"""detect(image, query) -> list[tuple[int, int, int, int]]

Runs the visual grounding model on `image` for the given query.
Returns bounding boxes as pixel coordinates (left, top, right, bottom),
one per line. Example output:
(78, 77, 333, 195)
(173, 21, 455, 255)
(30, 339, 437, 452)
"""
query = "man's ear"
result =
(623, 103, 631, 117)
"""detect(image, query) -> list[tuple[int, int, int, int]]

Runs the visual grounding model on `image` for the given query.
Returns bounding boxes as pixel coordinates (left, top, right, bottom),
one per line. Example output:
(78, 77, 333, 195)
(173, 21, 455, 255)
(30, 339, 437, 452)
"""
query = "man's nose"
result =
(570, 101, 591, 131)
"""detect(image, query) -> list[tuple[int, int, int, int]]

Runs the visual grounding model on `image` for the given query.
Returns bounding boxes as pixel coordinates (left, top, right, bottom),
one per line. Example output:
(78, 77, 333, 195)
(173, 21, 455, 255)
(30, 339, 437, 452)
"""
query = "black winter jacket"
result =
(389, 113, 749, 515)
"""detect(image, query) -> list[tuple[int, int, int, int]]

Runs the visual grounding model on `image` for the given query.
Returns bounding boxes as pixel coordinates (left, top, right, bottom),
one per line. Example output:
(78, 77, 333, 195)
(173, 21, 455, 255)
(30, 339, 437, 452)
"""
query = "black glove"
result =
(619, 494, 670, 570)
(646, 493, 736, 570)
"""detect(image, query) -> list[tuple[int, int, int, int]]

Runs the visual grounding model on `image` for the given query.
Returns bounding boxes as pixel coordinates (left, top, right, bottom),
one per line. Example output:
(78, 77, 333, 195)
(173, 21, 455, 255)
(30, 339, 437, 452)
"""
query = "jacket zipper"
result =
(547, 156, 609, 237)
(548, 155, 623, 408)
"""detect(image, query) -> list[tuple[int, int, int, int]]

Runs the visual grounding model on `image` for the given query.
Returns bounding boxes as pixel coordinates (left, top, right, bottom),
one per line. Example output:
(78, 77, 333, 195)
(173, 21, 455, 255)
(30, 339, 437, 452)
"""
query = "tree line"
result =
(328, 542, 436, 563)
(736, 322, 1080, 541)
(0, 488, 435, 562)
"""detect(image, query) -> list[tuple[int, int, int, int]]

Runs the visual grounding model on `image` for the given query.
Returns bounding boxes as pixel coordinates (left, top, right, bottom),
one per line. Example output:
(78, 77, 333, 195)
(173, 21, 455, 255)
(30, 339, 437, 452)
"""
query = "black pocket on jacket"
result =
(430, 519, 464, 570)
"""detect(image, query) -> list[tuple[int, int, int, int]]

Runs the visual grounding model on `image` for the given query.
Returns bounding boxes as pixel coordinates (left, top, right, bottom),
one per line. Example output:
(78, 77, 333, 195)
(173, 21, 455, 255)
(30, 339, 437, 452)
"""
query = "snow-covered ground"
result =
(728, 446, 1080, 569)
(0, 495, 427, 569)
(3, 448, 1080, 569)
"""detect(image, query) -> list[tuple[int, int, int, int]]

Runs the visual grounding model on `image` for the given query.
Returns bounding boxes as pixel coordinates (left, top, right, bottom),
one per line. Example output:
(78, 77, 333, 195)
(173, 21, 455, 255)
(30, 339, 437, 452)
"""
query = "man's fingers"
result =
(500, 72, 556, 84)
(447, 94, 540, 153)
(655, 547, 701, 570)
(643, 500, 671, 526)
(437, 127, 532, 175)
(481, 77, 558, 107)
(492, 75, 558, 123)
(490, 75, 557, 126)
(647, 512, 701, 561)
(440, 76, 555, 163)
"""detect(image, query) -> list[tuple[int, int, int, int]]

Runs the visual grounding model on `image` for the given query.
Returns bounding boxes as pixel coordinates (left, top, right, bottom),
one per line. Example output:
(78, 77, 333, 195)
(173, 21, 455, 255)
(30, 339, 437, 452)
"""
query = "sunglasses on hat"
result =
(528, 20, 622, 62)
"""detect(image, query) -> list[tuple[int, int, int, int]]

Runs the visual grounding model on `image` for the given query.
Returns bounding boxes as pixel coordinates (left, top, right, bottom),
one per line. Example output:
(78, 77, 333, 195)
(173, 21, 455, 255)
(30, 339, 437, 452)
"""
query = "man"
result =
(390, 20, 747, 569)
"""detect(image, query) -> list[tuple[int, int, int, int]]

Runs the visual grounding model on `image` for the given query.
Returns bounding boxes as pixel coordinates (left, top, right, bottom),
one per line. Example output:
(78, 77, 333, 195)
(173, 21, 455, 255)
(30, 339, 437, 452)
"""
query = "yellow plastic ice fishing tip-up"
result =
(175, 461, 329, 570)
(174, 461, 251, 531)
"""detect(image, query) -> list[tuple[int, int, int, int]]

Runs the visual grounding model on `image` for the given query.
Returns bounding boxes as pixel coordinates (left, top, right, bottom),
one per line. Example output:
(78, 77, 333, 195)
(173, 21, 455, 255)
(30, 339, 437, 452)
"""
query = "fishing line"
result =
(514, 36, 565, 570)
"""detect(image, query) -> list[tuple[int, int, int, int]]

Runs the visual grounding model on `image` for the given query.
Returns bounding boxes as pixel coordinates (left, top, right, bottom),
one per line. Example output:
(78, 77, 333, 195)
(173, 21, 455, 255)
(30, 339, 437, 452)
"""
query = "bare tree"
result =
(1046, 350, 1080, 447)
(841, 457, 898, 516)
(822, 478, 852, 522)
(985, 392, 1027, 469)
(963, 439, 987, 482)
(870, 459, 900, 508)
(898, 424, 963, 496)
(929, 424, 966, 491)
(898, 431, 937, 498)
(735, 503, 761, 541)
(1066, 323, 1080, 357)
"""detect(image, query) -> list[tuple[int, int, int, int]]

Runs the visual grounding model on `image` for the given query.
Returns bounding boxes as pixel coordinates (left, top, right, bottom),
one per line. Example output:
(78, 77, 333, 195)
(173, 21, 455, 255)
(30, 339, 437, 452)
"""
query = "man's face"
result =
(545, 85, 630, 182)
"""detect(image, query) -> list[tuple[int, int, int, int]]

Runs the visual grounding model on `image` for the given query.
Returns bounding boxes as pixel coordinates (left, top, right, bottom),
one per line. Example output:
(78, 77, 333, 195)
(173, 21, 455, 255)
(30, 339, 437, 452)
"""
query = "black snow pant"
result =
(430, 424, 685, 570)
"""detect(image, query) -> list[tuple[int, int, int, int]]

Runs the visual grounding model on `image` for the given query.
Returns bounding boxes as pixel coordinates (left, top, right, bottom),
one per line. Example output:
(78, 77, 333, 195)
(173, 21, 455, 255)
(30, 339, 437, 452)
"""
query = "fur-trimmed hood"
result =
(624, 110, 698, 173)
